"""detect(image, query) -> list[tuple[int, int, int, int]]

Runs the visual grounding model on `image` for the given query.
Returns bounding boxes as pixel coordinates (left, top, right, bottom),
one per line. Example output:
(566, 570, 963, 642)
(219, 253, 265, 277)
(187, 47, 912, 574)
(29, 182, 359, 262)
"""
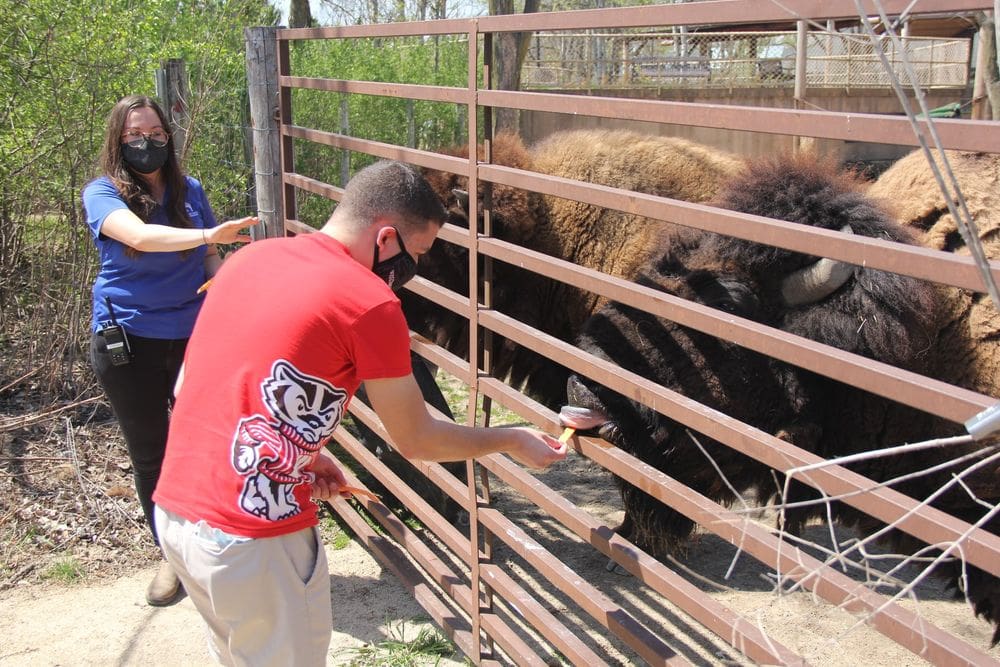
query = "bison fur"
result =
(869, 149, 1000, 399)
(410, 129, 742, 407)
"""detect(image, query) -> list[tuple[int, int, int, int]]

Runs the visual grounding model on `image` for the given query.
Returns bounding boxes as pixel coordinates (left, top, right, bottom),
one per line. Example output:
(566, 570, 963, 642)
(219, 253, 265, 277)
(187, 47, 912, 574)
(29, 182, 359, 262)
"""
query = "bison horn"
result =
(452, 188, 469, 213)
(780, 225, 855, 307)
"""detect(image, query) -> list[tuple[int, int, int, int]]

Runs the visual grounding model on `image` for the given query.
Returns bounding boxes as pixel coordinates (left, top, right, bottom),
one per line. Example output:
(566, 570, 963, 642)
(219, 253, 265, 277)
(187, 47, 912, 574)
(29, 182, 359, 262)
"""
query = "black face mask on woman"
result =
(121, 139, 169, 174)
(372, 227, 417, 292)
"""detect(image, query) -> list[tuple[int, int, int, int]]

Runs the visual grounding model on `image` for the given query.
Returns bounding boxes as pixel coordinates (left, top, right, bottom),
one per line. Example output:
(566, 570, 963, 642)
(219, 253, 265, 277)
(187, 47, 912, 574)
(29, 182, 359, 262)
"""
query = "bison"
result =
(561, 153, 1000, 643)
(868, 149, 1000, 399)
(411, 129, 742, 408)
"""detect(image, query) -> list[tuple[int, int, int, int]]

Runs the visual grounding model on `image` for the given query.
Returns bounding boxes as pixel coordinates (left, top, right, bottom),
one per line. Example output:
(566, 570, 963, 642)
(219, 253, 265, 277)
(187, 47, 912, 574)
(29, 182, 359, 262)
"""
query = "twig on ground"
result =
(0, 564, 37, 591)
(0, 396, 101, 432)
(66, 418, 105, 531)
(0, 367, 42, 395)
(0, 456, 72, 462)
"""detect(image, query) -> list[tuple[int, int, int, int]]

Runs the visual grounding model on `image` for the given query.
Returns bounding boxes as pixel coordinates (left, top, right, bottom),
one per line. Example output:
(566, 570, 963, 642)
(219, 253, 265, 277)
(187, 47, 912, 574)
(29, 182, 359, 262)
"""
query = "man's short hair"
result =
(340, 161, 447, 232)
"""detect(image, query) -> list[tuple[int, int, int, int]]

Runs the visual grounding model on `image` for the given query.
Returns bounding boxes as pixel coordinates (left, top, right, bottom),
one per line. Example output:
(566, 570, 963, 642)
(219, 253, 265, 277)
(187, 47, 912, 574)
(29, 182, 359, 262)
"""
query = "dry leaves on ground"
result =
(0, 387, 160, 590)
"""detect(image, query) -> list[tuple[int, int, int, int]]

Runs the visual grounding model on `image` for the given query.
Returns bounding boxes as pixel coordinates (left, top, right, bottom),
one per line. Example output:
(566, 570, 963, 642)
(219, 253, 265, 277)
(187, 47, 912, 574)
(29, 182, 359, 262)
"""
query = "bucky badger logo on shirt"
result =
(231, 360, 347, 522)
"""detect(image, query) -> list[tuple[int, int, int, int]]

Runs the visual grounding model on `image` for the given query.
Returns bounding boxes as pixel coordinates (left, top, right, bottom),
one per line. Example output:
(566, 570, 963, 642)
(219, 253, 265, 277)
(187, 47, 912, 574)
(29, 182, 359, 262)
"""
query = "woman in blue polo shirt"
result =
(83, 95, 256, 606)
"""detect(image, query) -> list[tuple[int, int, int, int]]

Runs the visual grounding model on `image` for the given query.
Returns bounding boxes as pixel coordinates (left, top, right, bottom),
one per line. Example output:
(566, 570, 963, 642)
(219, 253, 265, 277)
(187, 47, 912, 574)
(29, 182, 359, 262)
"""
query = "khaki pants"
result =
(155, 506, 332, 666)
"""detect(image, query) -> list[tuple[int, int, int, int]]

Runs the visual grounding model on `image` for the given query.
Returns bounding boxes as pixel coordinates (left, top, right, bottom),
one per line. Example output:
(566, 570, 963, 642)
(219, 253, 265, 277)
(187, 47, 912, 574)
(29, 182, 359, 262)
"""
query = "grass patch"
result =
(318, 508, 354, 550)
(434, 369, 528, 428)
(339, 620, 462, 666)
(40, 557, 84, 584)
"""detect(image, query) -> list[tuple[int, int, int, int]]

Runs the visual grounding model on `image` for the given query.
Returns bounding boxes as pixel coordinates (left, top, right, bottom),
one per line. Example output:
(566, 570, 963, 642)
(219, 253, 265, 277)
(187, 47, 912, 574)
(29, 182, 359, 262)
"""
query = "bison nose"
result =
(559, 405, 610, 431)
(563, 375, 612, 430)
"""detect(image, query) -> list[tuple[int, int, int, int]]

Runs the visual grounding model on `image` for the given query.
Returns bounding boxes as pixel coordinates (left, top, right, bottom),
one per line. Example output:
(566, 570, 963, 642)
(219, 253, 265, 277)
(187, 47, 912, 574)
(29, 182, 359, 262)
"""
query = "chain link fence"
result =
(522, 29, 970, 90)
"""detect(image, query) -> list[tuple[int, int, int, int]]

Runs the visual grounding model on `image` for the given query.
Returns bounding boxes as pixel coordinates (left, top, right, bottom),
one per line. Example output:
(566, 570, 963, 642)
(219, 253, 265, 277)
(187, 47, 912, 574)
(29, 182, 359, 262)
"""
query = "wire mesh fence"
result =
(521, 29, 971, 90)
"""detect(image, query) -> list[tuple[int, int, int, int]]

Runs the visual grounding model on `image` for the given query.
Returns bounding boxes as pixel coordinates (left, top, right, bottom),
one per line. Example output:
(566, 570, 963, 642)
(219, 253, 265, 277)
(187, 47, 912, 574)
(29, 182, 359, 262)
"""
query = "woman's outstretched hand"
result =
(207, 215, 257, 245)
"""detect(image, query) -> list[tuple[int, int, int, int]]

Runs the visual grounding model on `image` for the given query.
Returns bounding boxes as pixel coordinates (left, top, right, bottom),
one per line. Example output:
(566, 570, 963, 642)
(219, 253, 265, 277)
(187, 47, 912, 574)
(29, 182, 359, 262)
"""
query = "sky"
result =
(270, 0, 486, 26)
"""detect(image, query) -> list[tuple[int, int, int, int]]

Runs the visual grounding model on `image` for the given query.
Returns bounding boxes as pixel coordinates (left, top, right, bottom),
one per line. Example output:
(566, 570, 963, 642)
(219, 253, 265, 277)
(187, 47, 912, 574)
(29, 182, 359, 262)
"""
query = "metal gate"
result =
(262, 1, 1000, 664)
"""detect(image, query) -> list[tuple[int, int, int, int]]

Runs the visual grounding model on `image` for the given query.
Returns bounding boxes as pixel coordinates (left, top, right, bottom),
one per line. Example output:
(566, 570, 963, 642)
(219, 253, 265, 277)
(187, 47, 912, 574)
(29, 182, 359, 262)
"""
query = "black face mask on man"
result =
(372, 226, 417, 292)
(121, 138, 169, 174)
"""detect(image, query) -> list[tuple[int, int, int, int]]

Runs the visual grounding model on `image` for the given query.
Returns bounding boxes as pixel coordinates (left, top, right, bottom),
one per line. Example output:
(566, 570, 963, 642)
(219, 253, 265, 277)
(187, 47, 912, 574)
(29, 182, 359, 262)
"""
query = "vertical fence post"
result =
(245, 26, 284, 240)
(794, 21, 810, 154)
(339, 96, 350, 186)
(972, 23, 989, 120)
(406, 98, 416, 148)
(154, 59, 190, 162)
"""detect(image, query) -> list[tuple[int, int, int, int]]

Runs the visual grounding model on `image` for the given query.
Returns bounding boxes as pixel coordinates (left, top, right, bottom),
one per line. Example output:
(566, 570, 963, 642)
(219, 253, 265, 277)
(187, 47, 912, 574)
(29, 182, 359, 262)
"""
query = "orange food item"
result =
(340, 485, 380, 502)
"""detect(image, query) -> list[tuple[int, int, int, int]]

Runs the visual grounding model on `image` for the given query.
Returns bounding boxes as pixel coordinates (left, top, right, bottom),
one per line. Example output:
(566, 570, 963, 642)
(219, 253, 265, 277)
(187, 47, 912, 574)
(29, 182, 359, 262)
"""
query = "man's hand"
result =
(506, 427, 568, 469)
(310, 451, 351, 501)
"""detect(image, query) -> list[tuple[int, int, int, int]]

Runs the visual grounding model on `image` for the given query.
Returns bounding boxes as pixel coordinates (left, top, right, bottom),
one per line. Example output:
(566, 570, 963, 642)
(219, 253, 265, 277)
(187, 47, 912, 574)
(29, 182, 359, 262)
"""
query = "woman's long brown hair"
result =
(98, 95, 193, 257)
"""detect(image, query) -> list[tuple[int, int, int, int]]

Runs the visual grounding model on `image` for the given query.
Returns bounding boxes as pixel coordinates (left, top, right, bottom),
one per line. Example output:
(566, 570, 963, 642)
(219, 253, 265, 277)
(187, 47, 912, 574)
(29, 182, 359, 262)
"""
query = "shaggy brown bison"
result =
(410, 129, 742, 407)
(869, 149, 1000, 399)
(562, 154, 1000, 643)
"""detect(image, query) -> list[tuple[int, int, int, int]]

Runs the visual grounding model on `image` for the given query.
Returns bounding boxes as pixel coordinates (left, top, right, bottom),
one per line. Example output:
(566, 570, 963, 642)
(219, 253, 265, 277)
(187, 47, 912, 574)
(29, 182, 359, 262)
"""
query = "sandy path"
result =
(0, 540, 463, 666)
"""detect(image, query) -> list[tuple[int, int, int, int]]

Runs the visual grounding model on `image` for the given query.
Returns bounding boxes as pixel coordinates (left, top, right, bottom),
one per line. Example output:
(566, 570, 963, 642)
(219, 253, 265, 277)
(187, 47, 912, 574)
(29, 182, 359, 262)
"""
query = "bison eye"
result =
(690, 275, 761, 319)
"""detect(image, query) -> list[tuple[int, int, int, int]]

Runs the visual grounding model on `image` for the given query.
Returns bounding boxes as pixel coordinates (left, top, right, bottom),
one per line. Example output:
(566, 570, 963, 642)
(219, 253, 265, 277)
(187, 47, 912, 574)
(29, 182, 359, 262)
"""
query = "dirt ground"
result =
(2, 399, 998, 666)
(470, 452, 1000, 666)
(5, 454, 998, 667)
(0, 538, 466, 666)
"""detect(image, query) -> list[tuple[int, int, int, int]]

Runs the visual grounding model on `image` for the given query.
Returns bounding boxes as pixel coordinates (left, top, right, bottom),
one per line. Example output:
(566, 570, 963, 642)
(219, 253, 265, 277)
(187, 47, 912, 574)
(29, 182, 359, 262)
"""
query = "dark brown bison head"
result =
(406, 133, 545, 362)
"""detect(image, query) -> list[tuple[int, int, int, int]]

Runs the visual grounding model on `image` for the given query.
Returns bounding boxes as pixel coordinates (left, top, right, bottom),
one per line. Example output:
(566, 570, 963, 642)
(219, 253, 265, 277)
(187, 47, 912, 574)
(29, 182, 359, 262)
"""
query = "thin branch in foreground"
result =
(0, 396, 102, 433)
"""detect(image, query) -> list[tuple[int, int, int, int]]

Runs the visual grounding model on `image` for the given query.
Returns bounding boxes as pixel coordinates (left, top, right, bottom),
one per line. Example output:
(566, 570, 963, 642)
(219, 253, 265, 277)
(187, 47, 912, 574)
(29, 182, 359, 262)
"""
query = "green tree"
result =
(288, 35, 469, 226)
(0, 0, 278, 395)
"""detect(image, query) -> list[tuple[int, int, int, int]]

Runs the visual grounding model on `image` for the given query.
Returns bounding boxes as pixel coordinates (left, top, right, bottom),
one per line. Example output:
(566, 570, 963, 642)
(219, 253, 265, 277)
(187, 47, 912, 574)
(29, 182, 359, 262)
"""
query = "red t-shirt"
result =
(153, 233, 412, 538)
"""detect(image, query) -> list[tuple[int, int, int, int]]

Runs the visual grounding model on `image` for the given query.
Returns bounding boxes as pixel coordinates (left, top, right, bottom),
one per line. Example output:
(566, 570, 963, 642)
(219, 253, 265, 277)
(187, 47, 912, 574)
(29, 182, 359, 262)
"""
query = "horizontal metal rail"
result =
(281, 76, 472, 104)
(476, 235, 995, 422)
(343, 399, 698, 663)
(474, 0, 993, 33)
(478, 307, 1000, 580)
(277, 77, 996, 153)
(479, 163, 1000, 293)
(282, 127, 466, 174)
(479, 90, 998, 152)
(275, 1, 992, 39)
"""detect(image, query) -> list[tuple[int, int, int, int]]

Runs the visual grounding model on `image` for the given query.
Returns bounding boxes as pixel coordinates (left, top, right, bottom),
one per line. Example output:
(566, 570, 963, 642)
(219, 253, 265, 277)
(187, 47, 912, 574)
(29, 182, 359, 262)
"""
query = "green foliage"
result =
(318, 506, 355, 549)
(435, 369, 527, 427)
(288, 36, 471, 225)
(0, 0, 277, 394)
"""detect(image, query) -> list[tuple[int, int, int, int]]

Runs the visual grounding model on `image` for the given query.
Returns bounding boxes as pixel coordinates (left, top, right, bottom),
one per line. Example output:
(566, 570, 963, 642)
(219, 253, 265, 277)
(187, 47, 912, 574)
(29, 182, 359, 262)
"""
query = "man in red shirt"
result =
(152, 161, 566, 665)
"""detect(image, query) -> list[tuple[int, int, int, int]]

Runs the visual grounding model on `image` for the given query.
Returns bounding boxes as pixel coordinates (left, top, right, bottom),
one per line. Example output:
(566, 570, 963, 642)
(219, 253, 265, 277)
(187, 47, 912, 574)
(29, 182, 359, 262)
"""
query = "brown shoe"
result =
(146, 559, 182, 606)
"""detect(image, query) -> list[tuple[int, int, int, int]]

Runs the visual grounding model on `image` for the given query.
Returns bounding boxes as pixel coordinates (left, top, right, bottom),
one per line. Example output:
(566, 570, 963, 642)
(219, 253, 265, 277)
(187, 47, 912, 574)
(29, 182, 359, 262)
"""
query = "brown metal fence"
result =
(271, 1, 1000, 664)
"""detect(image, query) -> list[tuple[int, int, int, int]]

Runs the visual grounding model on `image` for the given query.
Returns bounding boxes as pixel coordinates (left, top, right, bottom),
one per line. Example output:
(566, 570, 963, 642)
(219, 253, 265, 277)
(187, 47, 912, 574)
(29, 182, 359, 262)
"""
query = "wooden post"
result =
(794, 20, 807, 103)
(154, 59, 190, 162)
(972, 22, 991, 120)
(244, 26, 284, 240)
